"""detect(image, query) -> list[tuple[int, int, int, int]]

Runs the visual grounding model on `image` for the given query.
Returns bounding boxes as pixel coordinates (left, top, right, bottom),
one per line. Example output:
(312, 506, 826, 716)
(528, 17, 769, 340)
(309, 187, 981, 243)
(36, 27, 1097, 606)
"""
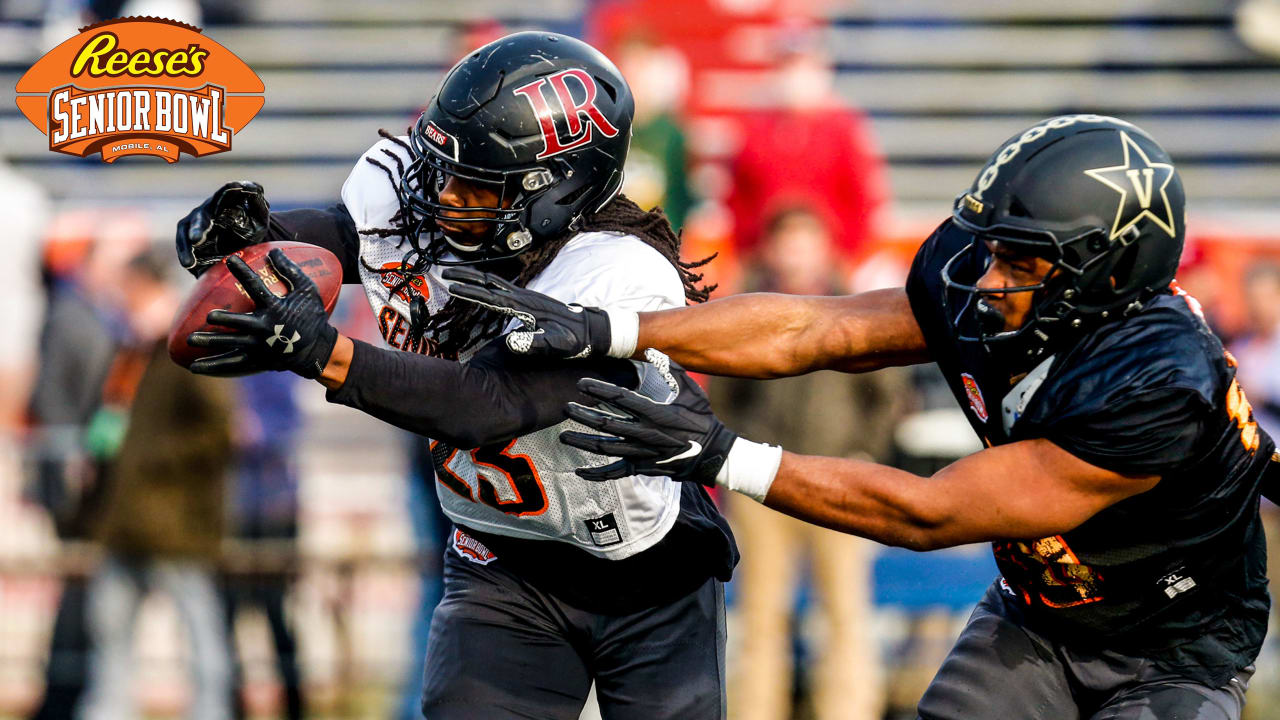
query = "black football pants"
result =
(917, 582, 1252, 720)
(419, 533, 727, 720)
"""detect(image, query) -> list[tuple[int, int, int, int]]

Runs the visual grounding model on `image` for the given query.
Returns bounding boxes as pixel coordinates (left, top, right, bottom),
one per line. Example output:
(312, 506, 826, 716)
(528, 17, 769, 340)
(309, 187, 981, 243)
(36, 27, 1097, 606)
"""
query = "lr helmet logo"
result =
(14, 17, 264, 163)
(513, 68, 619, 160)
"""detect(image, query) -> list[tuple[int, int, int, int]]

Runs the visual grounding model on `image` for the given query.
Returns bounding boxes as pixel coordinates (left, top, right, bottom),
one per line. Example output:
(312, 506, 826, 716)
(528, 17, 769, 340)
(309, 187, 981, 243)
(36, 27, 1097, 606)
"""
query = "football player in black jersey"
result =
(446, 115, 1280, 719)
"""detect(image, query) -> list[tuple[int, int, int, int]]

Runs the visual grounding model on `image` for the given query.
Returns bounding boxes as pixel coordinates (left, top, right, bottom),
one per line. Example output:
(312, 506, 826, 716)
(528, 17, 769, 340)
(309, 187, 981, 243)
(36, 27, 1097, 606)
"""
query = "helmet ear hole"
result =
(1109, 243, 1140, 292)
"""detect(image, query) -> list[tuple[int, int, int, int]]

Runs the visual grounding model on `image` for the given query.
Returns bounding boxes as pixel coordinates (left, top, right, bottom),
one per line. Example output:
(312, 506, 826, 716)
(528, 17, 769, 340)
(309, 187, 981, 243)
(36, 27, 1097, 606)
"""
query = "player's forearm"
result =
(325, 339, 635, 448)
(761, 451, 955, 551)
(630, 293, 810, 378)
(633, 289, 927, 379)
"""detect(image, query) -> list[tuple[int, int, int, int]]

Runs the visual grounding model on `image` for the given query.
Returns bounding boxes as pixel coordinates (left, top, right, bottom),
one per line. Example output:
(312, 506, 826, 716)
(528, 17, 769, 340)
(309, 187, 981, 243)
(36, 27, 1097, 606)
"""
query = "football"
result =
(167, 241, 343, 368)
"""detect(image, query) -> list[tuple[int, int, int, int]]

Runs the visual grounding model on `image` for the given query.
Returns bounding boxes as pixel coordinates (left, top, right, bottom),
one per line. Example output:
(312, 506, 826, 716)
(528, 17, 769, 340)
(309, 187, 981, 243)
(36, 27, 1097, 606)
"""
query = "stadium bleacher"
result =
(1, 0, 1277, 221)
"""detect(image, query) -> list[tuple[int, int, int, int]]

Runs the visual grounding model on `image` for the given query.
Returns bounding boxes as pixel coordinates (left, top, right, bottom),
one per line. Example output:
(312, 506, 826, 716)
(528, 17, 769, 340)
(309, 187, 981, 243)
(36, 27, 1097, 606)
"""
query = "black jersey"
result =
(906, 219, 1275, 683)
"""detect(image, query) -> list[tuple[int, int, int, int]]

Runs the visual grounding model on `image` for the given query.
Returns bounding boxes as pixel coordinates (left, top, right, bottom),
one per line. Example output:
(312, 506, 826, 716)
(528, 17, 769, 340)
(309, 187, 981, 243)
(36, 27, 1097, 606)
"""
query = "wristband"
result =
(715, 437, 783, 502)
(605, 308, 639, 359)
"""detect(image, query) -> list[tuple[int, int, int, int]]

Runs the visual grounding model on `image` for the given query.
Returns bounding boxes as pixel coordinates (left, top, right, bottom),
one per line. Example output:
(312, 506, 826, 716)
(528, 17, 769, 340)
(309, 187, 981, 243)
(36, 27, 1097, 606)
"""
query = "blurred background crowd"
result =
(1, 0, 1279, 718)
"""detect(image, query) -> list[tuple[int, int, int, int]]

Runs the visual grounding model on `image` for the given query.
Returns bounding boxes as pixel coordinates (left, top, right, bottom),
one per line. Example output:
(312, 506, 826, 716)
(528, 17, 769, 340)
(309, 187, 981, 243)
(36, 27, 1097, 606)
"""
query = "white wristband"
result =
(715, 437, 783, 502)
(605, 308, 639, 359)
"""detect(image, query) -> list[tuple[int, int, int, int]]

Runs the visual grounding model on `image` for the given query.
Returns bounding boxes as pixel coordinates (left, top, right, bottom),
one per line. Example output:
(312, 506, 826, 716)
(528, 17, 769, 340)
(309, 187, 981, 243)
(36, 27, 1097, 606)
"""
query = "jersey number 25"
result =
(431, 439, 549, 516)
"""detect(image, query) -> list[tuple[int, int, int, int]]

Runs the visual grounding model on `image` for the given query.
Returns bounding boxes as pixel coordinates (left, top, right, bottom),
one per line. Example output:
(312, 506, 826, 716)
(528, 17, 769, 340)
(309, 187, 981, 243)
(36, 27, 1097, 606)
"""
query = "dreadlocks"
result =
(361, 128, 715, 360)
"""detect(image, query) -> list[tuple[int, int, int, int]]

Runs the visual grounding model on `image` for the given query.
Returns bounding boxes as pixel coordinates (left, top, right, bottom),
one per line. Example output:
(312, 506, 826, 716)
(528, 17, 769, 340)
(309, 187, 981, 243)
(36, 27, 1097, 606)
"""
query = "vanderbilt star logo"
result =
(1083, 131, 1177, 240)
(266, 324, 300, 354)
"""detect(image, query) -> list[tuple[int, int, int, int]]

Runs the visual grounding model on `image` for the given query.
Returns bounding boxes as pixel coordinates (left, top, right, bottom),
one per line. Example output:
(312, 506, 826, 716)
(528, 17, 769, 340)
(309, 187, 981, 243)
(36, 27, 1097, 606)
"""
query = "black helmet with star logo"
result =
(942, 115, 1186, 363)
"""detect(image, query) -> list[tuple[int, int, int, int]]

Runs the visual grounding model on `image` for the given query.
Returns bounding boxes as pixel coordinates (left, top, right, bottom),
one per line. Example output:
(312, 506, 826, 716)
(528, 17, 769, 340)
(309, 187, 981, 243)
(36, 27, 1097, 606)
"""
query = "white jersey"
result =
(341, 138, 686, 560)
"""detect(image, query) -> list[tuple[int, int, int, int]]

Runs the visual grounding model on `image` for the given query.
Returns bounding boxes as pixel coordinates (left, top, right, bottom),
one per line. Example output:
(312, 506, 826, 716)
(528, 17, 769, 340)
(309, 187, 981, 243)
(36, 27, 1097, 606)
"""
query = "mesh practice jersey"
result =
(341, 137, 686, 560)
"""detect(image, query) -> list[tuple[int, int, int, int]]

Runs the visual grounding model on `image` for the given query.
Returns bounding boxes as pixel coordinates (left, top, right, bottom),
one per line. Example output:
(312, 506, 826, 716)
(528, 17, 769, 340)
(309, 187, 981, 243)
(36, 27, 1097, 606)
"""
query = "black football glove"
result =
(560, 366, 737, 486)
(442, 266, 612, 359)
(177, 181, 270, 277)
(186, 248, 338, 378)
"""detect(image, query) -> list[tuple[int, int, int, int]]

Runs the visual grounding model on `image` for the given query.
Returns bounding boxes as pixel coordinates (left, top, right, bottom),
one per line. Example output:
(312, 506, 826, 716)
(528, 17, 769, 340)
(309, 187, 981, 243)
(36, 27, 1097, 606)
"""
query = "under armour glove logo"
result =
(266, 324, 301, 354)
(186, 249, 338, 379)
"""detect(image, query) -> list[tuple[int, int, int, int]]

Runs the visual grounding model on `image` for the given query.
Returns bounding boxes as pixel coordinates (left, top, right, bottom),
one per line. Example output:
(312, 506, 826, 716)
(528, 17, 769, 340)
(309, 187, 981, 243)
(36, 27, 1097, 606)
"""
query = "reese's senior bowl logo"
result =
(14, 17, 264, 163)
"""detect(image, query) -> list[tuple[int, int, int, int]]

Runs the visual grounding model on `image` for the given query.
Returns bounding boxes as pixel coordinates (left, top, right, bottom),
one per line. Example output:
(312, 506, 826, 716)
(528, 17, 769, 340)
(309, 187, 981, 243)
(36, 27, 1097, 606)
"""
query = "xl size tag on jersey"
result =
(585, 513, 622, 546)
(1158, 568, 1197, 599)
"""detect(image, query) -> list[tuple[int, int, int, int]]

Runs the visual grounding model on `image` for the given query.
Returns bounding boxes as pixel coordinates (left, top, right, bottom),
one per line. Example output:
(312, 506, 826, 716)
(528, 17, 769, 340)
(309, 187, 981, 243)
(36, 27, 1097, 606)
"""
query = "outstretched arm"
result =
(629, 288, 928, 378)
(558, 377, 1159, 551)
(444, 268, 930, 379)
(761, 439, 1157, 550)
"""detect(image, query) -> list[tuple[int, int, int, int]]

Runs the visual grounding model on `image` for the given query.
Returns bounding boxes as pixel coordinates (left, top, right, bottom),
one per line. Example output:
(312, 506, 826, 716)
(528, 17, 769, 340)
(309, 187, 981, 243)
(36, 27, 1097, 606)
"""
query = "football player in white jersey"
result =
(173, 32, 735, 720)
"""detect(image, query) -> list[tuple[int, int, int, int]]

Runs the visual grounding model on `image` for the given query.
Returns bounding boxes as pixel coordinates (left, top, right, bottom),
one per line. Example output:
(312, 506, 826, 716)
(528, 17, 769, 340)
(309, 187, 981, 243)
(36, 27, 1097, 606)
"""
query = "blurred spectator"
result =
(0, 154, 50, 433)
(78, 249, 234, 720)
(222, 373, 304, 720)
(26, 226, 118, 543)
(1173, 240, 1229, 339)
(1229, 261, 1280, 720)
(1230, 262, 1280, 434)
(712, 207, 907, 720)
(25, 215, 147, 720)
(25, 244, 110, 720)
(727, 30, 887, 259)
(618, 33, 697, 232)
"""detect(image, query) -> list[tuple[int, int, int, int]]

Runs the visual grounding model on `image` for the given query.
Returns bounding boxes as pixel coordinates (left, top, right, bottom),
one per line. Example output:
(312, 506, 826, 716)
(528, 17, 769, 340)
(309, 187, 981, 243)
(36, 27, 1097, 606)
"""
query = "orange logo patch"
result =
(14, 17, 264, 163)
(961, 372, 988, 423)
(378, 261, 430, 303)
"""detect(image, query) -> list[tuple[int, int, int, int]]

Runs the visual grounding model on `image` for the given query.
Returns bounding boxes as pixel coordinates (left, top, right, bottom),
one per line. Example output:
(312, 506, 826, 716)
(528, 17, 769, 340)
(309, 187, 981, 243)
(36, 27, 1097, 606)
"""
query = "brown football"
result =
(168, 241, 343, 368)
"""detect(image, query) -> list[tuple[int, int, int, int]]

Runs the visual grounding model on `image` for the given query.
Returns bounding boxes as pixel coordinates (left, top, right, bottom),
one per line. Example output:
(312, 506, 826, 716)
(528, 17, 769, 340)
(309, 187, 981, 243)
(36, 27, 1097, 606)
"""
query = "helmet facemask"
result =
(396, 122, 563, 266)
(943, 196, 1146, 365)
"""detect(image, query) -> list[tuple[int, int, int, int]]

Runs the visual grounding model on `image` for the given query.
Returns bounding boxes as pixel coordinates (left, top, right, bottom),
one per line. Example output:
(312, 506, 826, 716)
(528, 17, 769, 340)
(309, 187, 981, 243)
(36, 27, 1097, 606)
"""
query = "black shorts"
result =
(917, 581, 1253, 720)
(420, 528, 727, 720)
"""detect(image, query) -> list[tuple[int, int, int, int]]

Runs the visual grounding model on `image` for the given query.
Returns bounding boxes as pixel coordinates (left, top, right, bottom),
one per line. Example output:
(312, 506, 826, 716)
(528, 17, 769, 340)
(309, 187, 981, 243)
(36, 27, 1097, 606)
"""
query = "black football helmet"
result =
(942, 115, 1186, 363)
(397, 31, 634, 264)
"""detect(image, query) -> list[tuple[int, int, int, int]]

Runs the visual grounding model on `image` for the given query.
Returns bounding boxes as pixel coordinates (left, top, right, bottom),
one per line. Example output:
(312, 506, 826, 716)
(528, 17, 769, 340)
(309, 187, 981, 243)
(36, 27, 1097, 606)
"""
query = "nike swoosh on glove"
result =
(559, 361, 738, 486)
(442, 266, 612, 359)
(186, 248, 338, 378)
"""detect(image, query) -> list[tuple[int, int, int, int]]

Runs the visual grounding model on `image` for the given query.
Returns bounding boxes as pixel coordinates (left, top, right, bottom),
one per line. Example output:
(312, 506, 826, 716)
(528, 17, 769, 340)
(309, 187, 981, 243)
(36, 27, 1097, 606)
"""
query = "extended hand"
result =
(186, 248, 338, 378)
(176, 181, 270, 277)
(560, 368, 737, 486)
(442, 266, 614, 359)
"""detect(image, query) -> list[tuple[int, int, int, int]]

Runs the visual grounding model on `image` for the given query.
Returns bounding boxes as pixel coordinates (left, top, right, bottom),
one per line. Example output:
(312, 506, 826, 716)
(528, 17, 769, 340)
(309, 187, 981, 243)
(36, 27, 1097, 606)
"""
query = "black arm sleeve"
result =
(266, 205, 362, 284)
(325, 340, 638, 449)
